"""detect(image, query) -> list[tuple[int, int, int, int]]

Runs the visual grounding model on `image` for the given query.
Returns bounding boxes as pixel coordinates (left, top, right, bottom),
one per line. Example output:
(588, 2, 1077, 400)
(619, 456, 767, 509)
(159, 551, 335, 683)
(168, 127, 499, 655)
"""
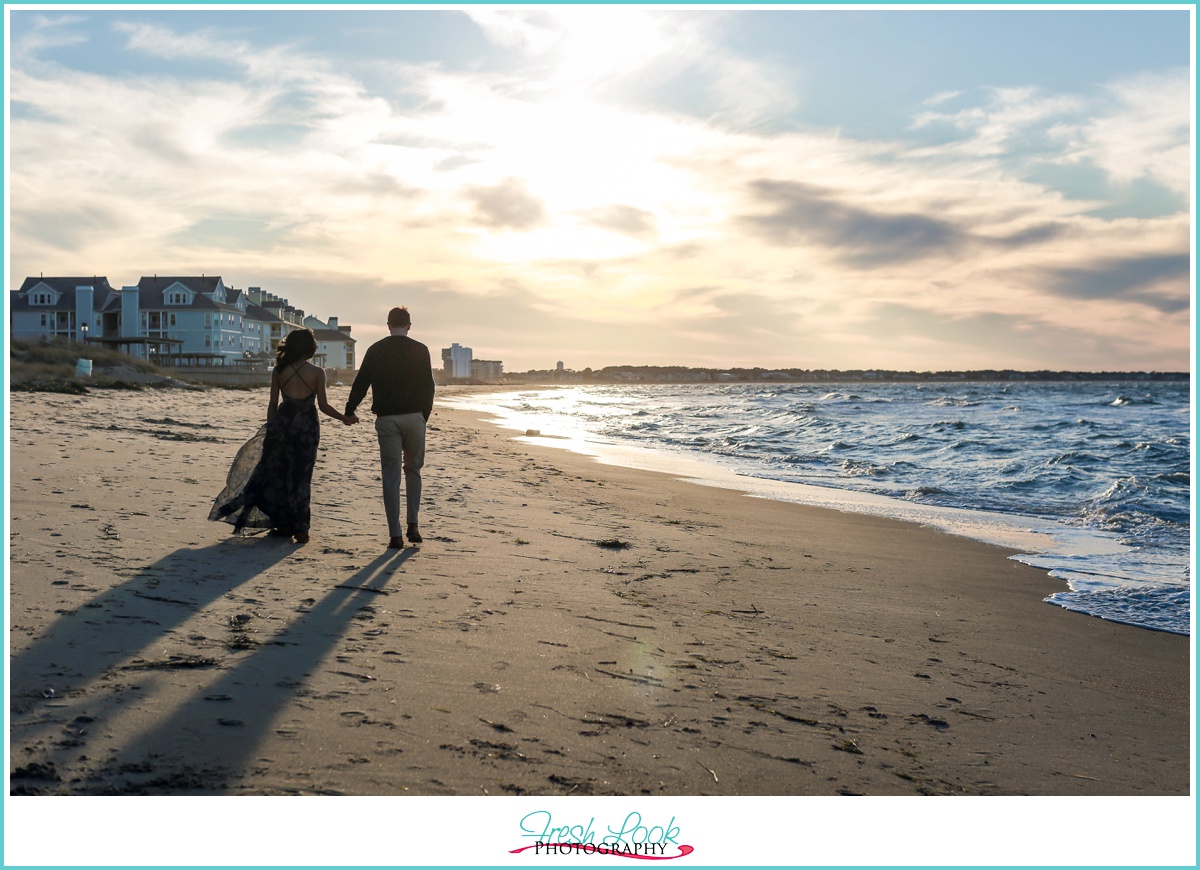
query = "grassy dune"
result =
(9, 338, 199, 392)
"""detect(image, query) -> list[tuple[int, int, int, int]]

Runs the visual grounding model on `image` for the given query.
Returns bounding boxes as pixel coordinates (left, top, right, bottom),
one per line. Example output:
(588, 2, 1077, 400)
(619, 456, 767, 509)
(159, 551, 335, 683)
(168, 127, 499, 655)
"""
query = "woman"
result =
(210, 328, 352, 543)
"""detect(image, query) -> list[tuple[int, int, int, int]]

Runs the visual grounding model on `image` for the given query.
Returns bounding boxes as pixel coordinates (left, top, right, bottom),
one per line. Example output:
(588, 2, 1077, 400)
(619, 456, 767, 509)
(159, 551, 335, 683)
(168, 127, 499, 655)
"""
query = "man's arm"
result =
(419, 346, 435, 421)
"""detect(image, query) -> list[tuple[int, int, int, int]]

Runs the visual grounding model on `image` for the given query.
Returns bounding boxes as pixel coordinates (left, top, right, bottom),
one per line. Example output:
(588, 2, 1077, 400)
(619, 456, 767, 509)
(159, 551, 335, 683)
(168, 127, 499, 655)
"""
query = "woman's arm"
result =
(267, 368, 280, 420)
(314, 367, 347, 423)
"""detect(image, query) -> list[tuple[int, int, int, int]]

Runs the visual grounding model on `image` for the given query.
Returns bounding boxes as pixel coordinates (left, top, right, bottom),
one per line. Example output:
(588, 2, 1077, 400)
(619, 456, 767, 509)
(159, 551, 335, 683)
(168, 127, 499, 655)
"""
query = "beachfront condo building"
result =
(441, 342, 473, 378)
(304, 315, 356, 372)
(471, 359, 504, 380)
(10, 275, 355, 370)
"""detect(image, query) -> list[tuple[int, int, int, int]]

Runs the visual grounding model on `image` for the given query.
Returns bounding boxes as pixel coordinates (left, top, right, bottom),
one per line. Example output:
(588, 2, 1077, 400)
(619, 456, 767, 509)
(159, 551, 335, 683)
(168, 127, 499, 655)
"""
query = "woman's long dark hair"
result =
(275, 328, 317, 370)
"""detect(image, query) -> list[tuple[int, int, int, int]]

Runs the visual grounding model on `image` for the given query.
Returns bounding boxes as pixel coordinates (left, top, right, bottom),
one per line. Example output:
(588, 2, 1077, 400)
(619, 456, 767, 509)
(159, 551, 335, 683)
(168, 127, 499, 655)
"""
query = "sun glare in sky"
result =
(6, 6, 1193, 372)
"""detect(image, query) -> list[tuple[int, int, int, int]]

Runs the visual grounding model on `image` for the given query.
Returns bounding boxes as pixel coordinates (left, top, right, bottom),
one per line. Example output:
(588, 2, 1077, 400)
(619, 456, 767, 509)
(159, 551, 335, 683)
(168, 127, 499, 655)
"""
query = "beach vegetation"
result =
(9, 337, 199, 392)
(12, 336, 159, 371)
(596, 538, 631, 549)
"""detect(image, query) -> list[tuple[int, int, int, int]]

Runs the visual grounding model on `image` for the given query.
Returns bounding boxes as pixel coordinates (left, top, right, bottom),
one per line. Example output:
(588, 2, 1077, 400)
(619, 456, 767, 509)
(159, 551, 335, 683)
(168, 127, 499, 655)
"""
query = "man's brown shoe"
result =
(388, 536, 405, 549)
(406, 525, 423, 544)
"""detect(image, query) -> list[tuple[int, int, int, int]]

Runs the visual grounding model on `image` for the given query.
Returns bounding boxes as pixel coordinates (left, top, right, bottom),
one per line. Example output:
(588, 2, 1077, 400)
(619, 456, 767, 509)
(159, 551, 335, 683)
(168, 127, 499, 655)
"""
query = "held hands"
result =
(343, 413, 360, 426)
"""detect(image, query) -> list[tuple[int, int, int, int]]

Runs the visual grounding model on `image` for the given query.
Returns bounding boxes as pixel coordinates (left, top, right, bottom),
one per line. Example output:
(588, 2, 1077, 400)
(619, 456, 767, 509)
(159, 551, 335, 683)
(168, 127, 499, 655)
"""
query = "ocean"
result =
(442, 380, 1192, 636)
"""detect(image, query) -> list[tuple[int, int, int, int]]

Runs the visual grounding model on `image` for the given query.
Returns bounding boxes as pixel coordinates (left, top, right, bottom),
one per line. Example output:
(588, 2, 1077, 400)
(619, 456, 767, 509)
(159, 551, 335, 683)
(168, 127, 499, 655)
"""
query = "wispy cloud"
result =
(740, 180, 971, 267)
(8, 12, 91, 63)
(580, 204, 659, 238)
(466, 177, 546, 229)
(911, 69, 1191, 198)
(1041, 253, 1192, 312)
(1051, 70, 1192, 194)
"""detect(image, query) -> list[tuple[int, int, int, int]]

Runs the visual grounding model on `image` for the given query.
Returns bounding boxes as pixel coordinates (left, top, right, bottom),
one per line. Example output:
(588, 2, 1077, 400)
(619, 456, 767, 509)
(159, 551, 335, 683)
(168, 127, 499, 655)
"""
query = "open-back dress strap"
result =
(278, 362, 317, 400)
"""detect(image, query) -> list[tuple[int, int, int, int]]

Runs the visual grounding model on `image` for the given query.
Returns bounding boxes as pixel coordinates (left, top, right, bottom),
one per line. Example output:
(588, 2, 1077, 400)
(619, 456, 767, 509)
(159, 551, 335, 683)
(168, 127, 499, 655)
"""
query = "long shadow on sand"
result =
(77, 548, 415, 793)
(11, 536, 294, 700)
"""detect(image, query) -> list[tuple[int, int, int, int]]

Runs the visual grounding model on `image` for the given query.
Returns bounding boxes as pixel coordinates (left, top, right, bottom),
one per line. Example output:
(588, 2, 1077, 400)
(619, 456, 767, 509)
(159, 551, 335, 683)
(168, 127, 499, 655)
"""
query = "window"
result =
(166, 292, 187, 305)
(169, 313, 176, 327)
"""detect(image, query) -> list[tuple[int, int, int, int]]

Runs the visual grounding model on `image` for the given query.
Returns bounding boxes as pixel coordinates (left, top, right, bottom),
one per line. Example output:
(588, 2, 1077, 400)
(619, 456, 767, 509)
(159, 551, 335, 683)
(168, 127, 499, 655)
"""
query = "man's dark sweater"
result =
(344, 334, 436, 421)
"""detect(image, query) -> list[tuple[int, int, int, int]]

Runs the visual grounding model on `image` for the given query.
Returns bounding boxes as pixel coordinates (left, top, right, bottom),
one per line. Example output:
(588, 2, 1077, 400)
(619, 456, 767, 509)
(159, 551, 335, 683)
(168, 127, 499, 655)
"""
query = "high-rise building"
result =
(441, 342, 473, 378)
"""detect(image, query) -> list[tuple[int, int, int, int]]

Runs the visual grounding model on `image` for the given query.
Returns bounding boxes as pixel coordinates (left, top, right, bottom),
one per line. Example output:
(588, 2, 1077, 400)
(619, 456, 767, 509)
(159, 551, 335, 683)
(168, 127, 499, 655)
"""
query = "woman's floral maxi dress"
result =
(210, 391, 320, 535)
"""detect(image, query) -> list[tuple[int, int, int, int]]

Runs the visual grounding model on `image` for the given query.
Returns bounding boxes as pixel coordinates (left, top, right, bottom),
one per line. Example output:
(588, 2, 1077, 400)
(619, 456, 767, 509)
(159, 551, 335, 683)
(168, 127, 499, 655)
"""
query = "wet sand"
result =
(5, 384, 1192, 862)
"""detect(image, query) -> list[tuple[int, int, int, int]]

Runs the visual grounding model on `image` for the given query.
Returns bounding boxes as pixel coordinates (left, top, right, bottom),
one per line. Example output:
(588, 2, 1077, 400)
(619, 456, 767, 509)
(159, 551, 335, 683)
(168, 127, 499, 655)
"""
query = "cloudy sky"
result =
(6, 5, 1193, 371)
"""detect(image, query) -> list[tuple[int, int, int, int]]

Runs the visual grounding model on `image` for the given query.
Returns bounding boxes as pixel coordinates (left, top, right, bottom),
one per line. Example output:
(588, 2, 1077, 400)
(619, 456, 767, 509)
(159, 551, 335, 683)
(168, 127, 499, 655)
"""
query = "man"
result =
(344, 306, 436, 548)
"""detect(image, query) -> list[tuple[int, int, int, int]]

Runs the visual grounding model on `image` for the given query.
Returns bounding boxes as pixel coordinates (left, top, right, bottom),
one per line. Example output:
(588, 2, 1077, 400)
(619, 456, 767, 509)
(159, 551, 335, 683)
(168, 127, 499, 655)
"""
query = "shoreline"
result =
(440, 386, 1189, 636)
(443, 387, 1117, 550)
(6, 385, 1194, 858)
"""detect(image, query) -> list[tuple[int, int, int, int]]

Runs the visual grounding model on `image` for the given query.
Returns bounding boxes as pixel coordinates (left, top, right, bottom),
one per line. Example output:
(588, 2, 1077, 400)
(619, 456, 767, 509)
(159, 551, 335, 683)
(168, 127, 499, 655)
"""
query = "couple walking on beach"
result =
(210, 306, 435, 549)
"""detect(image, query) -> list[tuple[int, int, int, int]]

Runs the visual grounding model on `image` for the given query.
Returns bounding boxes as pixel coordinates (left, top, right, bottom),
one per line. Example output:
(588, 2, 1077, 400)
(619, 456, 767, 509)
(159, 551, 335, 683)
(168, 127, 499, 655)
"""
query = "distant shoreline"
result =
(448, 368, 1189, 387)
(8, 337, 1189, 391)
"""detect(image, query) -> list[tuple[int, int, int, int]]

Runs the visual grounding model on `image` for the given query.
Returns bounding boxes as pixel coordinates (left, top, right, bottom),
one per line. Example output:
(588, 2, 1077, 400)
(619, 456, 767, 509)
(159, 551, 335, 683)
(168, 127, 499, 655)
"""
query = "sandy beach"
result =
(7, 381, 1190, 803)
(6, 381, 1195, 864)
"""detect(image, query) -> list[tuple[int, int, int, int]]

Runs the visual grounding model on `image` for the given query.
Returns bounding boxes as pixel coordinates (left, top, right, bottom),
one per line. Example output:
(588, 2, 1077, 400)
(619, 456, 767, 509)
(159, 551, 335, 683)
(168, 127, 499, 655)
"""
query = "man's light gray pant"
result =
(375, 412, 426, 537)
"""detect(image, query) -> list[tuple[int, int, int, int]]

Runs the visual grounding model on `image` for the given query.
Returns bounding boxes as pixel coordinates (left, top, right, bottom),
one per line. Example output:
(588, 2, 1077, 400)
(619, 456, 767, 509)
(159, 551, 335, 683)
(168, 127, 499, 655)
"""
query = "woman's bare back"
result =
(277, 361, 321, 400)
